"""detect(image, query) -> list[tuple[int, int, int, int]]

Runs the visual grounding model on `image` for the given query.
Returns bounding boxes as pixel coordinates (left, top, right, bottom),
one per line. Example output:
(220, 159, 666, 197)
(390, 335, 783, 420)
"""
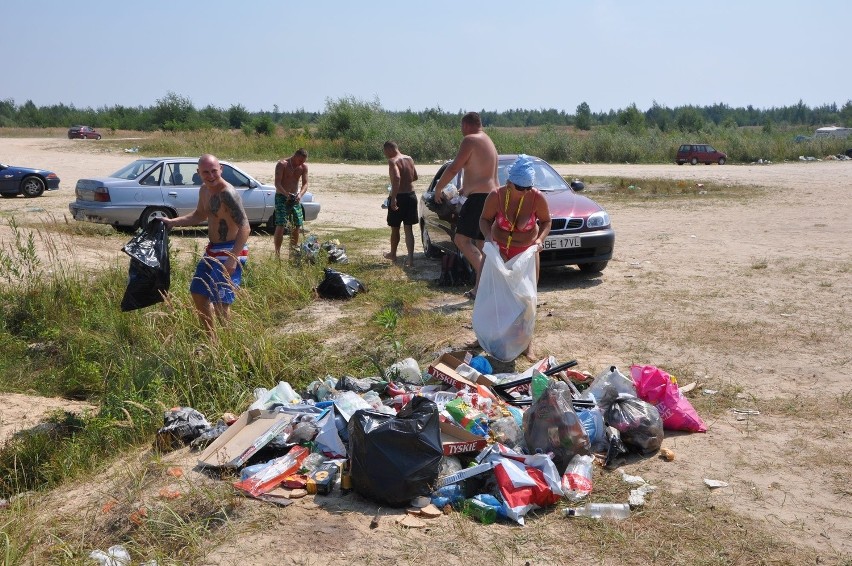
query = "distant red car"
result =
(676, 143, 726, 165)
(68, 125, 102, 140)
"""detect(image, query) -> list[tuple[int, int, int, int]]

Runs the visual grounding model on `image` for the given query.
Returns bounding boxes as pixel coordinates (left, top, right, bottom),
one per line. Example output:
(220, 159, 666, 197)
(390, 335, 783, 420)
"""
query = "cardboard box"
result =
(427, 351, 493, 390)
(197, 409, 292, 469)
(439, 420, 488, 456)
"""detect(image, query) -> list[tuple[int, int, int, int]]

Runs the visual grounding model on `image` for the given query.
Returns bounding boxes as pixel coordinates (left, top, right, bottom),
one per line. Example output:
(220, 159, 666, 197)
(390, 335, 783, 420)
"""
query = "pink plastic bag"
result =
(630, 365, 707, 432)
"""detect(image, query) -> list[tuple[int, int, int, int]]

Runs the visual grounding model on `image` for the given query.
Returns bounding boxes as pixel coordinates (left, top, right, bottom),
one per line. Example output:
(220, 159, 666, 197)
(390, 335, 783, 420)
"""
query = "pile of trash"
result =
(155, 352, 707, 526)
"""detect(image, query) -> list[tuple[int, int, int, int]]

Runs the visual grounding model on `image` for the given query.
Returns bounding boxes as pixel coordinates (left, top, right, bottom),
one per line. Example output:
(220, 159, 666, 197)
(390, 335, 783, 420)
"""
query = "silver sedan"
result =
(69, 157, 320, 231)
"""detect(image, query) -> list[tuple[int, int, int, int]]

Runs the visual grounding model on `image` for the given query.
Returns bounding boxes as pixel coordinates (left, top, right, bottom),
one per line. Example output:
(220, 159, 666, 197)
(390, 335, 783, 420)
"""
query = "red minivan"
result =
(676, 144, 727, 165)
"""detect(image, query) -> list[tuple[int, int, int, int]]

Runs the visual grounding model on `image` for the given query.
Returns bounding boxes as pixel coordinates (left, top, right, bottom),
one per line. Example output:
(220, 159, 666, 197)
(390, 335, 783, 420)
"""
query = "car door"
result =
(220, 164, 271, 225)
(0, 165, 17, 193)
(420, 163, 460, 252)
(161, 162, 202, 216)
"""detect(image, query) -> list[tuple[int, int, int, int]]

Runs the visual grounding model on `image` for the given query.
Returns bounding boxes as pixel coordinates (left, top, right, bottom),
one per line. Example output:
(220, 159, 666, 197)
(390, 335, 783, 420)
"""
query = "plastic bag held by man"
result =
(347, 396, 443, 507)
(523, 380, 590, 474)
(120, 220, 170, 311)
(630, 364, 707, 432)
(472, 241, 538, 361)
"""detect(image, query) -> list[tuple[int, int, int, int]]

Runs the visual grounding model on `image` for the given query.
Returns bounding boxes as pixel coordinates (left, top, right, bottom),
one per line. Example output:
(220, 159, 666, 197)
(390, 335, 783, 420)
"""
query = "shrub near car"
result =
(676, 144, 727, 165)
(0, 163, 60, 198)
(419, 154, 614, 272)
(69, 157, 320, 231)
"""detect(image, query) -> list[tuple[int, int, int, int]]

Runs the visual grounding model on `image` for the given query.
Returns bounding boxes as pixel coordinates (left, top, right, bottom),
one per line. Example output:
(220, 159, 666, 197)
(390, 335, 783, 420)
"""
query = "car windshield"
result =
(497, 159, 569, 192)
(110, 159, 158, 180)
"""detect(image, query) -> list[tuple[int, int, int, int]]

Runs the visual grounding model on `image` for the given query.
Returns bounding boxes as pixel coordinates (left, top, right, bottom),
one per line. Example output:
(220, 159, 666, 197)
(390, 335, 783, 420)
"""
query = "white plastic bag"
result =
(472, 241, 538, 361)
(248, 381, 302, 411)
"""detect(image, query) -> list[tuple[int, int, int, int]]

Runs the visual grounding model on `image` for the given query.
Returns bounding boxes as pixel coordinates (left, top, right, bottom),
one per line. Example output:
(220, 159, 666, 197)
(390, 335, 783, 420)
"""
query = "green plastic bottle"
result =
(462, 498, 497, 524)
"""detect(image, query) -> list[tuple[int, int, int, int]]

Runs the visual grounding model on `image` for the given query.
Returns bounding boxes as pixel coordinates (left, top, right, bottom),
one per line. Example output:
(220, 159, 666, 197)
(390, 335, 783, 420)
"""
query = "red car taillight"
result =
(47, 173, 59, 180)
(94, 187, 111, 202)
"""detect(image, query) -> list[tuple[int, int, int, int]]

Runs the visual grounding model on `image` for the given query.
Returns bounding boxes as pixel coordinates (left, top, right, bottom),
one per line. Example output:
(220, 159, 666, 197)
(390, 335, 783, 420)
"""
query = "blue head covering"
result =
(507, 154, 535, 187)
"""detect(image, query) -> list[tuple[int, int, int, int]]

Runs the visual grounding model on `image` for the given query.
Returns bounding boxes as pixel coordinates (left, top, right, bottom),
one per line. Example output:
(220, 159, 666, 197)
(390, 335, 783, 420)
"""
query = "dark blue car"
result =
(0, 163, 60, 198)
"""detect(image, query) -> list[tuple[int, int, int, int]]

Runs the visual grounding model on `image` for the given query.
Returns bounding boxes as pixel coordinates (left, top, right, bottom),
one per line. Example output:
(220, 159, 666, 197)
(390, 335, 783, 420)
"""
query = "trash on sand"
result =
(732, 408, 760, 421)
(158, 354, 711, 527)
(89, 545, 131, 566)
(704, 478, 729, 489)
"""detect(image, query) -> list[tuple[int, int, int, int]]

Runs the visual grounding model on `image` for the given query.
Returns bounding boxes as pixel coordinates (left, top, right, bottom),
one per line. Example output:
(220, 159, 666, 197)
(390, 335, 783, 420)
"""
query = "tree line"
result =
(1, 93, 850, 134)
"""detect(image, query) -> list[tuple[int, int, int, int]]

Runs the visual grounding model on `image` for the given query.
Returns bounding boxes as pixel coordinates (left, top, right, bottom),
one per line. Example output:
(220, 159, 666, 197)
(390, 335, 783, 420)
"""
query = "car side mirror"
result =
(570, 180, 585, 192)
(248, 179, 258, 189)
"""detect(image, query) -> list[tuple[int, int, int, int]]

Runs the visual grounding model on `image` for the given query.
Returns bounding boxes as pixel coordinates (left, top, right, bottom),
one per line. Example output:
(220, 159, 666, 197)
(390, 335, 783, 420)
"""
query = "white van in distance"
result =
(813, 126, 852, 139)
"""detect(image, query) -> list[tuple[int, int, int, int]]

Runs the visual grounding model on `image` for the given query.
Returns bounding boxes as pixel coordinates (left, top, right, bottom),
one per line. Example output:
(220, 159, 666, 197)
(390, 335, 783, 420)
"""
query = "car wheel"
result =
(95, 135, 101, 140)
(676, 160, 684, 165)
(421, 220, 442, 258)
(718, 157, 726, 165)
(21, 176, 45, 198)
(139, 206, 173, 230)
(690, 157, 698, 165)
(578, 261, 608, 273)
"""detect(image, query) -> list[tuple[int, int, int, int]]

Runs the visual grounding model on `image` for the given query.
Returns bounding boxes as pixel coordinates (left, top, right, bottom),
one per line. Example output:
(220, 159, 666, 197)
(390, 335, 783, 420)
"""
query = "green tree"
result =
(840, 100, 852, 127)
(228, 104, 250, 129)
(575, 101, 591, 131)
(675, 107, 705, 133)
(152, 92, 196, 131)
(316, 96, 384, 141)
(617, 103, 646, 135)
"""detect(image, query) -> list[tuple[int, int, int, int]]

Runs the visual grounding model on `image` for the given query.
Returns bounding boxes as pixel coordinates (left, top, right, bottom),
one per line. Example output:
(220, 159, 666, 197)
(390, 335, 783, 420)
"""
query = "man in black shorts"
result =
(432, 112, 499, 298)
(383, 141, 419, 267)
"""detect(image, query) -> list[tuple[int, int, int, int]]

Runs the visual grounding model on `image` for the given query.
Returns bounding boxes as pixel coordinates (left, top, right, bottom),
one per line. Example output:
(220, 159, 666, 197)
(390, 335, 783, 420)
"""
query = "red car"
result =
(676, 143, 727, 165)
(68, 125, 102, 140)
(419, 154, 615, 273)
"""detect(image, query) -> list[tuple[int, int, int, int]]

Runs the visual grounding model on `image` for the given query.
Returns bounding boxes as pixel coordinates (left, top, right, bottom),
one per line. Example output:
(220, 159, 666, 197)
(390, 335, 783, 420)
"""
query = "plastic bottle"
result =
(563, 502, 630, 519)
(431, 483, 465, 509)
(561, 454, 594, 502)
(462, 497, 497, 524)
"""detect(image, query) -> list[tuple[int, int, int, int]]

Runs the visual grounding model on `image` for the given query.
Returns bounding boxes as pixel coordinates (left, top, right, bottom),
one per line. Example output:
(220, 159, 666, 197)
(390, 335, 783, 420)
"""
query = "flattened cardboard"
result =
(197, 409, 292, 469)
(439, 420, 488, 456)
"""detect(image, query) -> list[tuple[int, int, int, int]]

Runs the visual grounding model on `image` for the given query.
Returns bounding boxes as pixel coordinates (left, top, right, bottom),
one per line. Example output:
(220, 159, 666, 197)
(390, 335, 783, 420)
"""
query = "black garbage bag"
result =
(604, 393, 664, 456)
(190, 420, 229, 451)
(121, 221, 170, 311)
(155, 407, 211, 451)
(316, 268, 366, 299)
(347, 396, 443, 507)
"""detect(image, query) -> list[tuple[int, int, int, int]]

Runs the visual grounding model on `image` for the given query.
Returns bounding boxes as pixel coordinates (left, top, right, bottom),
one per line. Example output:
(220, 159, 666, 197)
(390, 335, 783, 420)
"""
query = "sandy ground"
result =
(1, 137, 851, 563)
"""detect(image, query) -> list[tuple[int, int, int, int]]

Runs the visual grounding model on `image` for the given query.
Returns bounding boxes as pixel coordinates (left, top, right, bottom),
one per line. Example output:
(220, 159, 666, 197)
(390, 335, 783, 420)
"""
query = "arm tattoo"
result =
(221, 191, 247, 226)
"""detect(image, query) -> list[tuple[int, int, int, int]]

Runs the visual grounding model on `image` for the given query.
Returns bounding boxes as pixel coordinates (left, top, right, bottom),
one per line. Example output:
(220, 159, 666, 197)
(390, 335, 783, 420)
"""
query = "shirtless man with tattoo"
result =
(161, 154, 251, 336)
(432, 112, 499, 299)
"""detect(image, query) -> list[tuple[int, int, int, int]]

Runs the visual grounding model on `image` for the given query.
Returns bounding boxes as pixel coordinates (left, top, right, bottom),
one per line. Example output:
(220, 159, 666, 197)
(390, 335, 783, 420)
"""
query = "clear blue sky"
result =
(3, 0, 849, 114)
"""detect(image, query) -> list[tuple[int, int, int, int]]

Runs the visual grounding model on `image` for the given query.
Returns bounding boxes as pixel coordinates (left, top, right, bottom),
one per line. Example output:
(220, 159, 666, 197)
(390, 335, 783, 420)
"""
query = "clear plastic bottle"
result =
(563, 502, 630, 519)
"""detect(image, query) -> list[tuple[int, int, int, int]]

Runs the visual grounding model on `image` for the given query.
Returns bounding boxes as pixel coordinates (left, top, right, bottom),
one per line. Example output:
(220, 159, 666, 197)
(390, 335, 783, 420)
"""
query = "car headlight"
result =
(586, 211, 610, 229)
